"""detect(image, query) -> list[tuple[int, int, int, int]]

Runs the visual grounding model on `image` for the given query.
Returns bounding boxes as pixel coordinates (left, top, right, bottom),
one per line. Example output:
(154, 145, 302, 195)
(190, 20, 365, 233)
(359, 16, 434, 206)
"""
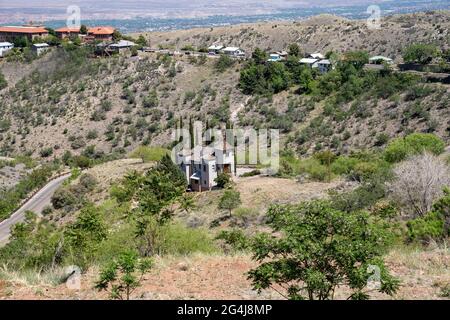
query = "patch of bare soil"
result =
(1, 246, 448, 300)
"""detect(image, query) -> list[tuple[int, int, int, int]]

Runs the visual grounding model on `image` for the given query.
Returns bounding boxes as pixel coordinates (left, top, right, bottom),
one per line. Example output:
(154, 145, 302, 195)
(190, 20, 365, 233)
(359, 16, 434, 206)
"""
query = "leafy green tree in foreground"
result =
(95, 250, 152, 300)
(243, 200, 399, 300)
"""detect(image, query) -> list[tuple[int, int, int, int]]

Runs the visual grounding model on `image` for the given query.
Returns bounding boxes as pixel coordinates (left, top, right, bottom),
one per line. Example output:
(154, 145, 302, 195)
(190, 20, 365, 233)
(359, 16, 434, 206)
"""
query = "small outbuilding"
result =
(0, 42, 14, 57)
(32, 43, 50, 56)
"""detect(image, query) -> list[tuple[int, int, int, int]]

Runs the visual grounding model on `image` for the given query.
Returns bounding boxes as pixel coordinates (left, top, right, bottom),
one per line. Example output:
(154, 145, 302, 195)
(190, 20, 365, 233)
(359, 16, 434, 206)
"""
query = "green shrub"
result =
(215, 54, 235, 73)
(407, 188, 450, 243)
(384, 133, 445, 163)
(407, 211, 445, 243)
(331, 156, 359, 175)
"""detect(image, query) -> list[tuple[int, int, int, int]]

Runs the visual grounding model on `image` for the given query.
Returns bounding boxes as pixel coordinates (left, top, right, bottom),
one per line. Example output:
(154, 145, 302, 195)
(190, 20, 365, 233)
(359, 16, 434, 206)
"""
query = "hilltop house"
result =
(208, 44, 224, 55)
(0, 42, 13, 57)
(222, 47, 245, 58)
(0, 26, 48, 42)
(176, 145, 235, 192)
(55, 27, 81, 39)
(299, 53, 333, 73)
(86, 26, 116, 42)
(32, 43, 50, 56)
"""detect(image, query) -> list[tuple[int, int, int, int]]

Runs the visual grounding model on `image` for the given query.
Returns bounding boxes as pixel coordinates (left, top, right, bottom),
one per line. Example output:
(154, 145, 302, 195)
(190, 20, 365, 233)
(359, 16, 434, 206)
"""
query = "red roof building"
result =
(55, 27, 81, 39)
(0, 26, 48, 42)
(87, 26, 116, 41)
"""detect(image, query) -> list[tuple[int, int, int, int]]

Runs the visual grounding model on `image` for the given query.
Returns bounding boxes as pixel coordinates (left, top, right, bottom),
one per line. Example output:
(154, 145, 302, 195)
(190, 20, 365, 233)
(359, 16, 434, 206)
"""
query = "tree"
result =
(403, 43, 439, 65)
(95, 250, 152, 300)
(388, 153, 450, 217)
(80, 24, 88, 35)
(13, 36, 29, 48)
(344, 51, 369, 70)
(288, 43, 300, 57)
(112, 30, 122, 41)
(179, 193, 195, 213)
(136, 35, 148, 47)
(252, 48, 268, 65)
(215, 172, 232, 188)
(218, 189, 241, 216)
(243, 200, 399, 300)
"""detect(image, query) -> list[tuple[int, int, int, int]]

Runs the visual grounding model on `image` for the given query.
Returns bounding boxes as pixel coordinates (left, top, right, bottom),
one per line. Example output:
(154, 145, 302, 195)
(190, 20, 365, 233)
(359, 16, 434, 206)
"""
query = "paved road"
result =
(0, 173, 70, 245)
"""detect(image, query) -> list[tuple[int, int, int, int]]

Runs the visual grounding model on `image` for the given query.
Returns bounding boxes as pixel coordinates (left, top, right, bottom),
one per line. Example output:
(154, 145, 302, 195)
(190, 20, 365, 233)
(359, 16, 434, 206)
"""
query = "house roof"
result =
(223, 47, 240, 52)
(310, 53, 325, 59)
(32, 43, 49, 48)
(299, 58, 319, 64)
(208, 44, 223, 50)
(55, 27, 80, 33)
(318, 59, 331, 65)
(0, 42, 13, 47)
(0, 26, 48, 34)
(369, 55, 393, 62)
(110, 40, 136, 48)
(88, 26, 115, 35)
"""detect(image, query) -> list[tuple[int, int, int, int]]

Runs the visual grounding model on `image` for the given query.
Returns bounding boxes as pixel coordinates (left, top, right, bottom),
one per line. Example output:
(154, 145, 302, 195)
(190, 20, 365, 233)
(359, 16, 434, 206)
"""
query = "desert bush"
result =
(51, 187, 78, 210)
(79, 173, 98, 192)
(384, 133, 445, 163)
(0, 71, 7, 90)
(214, 54, 235, 73)
(215, 172, 232, 188)
(407, 188, 450, 243)
(240, 170, 261, 177)
(387, 153, 450, 217)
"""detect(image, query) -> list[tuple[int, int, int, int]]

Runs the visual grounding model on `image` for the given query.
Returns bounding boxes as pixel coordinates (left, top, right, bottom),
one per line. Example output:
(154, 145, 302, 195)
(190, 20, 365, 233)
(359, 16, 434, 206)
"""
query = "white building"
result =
(222, 47, 245, 57)
(299, 57, 319, 67)
(208, 44, 224, 55)
(300, 54, 333, 73)
(176, 145, 235, 192)
(31, 43, 49, 56)
(315, 59, 332, 73)
(268, 53, 281, 62)
(109, 40, 136, 52)
(0, 42, 13, 57)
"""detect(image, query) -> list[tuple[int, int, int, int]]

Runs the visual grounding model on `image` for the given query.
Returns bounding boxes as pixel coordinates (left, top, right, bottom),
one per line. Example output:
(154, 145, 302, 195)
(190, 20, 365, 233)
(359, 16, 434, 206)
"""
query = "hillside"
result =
(0, 11, 449, 160)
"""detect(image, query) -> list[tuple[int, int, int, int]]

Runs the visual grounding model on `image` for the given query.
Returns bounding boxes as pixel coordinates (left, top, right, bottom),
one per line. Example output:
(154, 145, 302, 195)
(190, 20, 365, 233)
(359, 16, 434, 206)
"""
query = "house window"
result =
(193, 180, 198, 184)
(212, 164, 215, 171)
(203, 165, 207, 172)
(204, 180, 207, 185)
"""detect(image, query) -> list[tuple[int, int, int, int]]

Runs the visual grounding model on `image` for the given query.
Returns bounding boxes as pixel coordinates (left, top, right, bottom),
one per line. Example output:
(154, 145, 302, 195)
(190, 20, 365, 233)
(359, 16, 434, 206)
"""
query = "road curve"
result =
(0, 173, 71, 245)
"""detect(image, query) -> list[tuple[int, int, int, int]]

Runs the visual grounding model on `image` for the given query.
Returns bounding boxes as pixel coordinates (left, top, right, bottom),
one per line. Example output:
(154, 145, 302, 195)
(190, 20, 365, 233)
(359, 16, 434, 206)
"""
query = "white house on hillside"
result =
(176, 145, 235, 192)
(0, 42, 13, 57)
(222, 47, 245, 57)
(300, 53, 333, 74)
(208, 44, 224, 55)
